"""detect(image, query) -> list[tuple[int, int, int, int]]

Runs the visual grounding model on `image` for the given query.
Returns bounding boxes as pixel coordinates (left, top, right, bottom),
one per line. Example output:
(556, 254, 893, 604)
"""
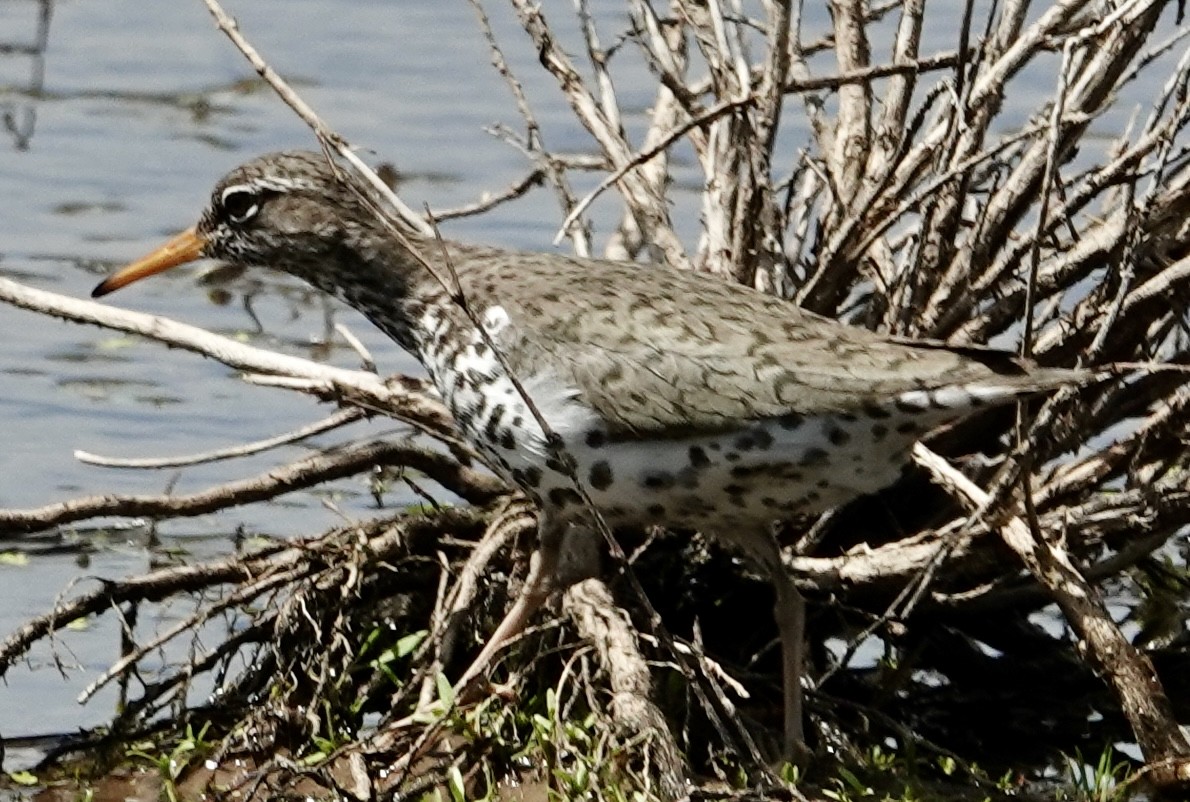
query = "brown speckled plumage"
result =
(94, 150, 1088, 759)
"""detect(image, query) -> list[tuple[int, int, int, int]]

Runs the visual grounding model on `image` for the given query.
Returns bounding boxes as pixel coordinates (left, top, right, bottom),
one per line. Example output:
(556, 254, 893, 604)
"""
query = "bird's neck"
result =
(293, 227, 464, 357)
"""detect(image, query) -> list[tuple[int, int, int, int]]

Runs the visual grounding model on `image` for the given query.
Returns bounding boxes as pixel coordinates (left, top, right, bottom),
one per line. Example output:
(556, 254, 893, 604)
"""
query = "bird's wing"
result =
(555, 330, 1051, 435)
(461, 249, 1075, 437)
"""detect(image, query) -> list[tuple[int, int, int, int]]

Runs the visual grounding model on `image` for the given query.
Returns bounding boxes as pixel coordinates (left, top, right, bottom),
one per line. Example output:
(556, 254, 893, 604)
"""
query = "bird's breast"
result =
(419, 309, 920, 534)
(418, 303, 598, 464)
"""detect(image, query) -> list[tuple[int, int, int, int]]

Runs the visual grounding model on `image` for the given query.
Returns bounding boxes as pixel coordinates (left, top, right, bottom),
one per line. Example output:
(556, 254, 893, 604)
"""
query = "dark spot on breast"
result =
(735, 434, 756, 451)
(872, 423, 889, 439)
(730, 464, 764, 479)
(483, 404, 507, 442)
(547, 487, 582, 508)
(799, 447, 829, 467)
(523, 466, 543, 488)
(778, 413, 804, 430)
(828, 427, 851, 446)
(895, 420, 920, 435)
(643, 472, 674, 490)
(585, 430, 607, 449)
(588, 460, 614, 490)
(499, 430, 516, 450)
(688, 445, 711, 467)
(646, 503, 666, 518)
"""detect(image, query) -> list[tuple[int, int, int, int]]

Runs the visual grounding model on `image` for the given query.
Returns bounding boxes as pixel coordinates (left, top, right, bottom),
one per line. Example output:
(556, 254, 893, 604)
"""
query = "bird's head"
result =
(93, 151, 377, 298)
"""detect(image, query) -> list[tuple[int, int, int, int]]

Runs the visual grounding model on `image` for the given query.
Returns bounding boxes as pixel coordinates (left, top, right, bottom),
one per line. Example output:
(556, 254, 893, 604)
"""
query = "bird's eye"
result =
(220, 186, 261, 223)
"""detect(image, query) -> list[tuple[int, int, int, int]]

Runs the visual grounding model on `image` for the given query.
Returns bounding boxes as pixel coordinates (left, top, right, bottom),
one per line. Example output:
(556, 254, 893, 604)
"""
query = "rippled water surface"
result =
(1, 0, 649, 761)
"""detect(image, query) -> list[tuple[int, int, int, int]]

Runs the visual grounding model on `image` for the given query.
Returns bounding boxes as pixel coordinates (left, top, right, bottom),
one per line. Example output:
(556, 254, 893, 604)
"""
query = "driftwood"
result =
(2, 0, 1190, 798)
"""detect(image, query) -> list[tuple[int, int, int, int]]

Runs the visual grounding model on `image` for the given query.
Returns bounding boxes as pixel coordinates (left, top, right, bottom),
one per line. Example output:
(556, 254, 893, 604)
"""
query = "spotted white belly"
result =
(418, 305, 936, 532)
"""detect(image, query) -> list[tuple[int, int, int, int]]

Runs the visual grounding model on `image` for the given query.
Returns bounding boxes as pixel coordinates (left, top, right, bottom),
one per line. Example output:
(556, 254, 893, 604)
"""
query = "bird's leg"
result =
(747, 529, 809, 765)
(454, 515, 564, 693)
(771, 563, 808, 765)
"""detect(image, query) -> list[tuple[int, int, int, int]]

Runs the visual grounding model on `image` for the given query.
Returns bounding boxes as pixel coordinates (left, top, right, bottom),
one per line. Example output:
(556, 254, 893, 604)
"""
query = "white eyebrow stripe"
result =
(219, 175, 318, 202)
(220, 183, 255, 204)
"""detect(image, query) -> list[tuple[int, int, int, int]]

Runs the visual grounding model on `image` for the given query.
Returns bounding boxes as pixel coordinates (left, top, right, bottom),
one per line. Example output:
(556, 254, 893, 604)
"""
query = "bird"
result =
(92, 150, 1086, 761)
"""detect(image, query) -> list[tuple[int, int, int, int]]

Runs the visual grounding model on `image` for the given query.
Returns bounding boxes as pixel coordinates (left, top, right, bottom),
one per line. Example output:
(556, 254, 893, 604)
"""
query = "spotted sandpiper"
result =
(93, 150, 1086, 759)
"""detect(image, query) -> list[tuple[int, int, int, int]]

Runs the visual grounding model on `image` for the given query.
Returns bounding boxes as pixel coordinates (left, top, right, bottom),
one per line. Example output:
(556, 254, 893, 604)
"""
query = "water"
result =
(0, 0, 1182, 774)
(0, 0, 741, 767)
(0, 0, 612, 764)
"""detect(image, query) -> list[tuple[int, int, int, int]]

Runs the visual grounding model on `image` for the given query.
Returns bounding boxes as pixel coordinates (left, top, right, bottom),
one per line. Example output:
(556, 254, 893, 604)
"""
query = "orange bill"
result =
(92, 227, 207, 298)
